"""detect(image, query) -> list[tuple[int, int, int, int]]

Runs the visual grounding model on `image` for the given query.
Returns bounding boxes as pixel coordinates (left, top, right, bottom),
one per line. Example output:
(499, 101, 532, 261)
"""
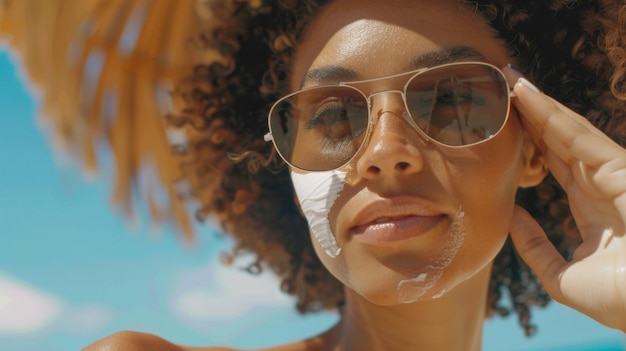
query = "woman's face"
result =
(288, 0, 539, 304)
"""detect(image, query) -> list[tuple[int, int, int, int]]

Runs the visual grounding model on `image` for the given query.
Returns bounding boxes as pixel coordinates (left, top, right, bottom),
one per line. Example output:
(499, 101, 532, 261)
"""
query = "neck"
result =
(331, 264, 492, 351)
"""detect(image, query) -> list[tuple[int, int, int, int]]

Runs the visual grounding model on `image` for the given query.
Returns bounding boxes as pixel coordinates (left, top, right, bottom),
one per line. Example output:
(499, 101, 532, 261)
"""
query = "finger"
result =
(617, 193, 626, 223)
(545, 151, 624, 242)
(502, 66, 613, 148)
(545, 140, 626, 201)
(513, 79, 623, 167)
(509, 205, 567, 300)
(545, 150, 600, 199)
(502, 66, 547, 154)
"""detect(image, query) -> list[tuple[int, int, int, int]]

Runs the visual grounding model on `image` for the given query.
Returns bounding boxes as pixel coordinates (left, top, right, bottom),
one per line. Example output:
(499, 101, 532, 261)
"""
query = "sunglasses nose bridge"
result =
(367, 89, 422, 131)
(367, 89, 405, 120)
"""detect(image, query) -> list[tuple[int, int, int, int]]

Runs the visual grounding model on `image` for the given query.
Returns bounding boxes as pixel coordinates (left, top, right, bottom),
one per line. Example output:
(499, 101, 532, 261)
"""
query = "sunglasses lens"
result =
(269, 86, 369, 171)
(405, 63, 509, 146)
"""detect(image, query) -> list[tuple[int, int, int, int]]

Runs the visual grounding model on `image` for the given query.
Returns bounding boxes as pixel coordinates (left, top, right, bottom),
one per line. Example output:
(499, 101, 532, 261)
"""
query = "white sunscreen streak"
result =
(397, 209, 465, 303)
(432, 289, 447, 299)
(290, 170, 347, 258)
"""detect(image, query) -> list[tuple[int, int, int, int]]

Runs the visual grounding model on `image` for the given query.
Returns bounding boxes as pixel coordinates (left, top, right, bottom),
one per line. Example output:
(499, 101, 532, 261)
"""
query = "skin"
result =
(291, 0, 541, 309)
(284, 0, 545, 350)
(83, 0, 626, 350)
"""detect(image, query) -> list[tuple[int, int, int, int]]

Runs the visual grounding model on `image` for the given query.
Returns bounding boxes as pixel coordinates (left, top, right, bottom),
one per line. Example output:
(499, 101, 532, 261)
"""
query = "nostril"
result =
(396, 162, 410, 171)
(367, 165, 381, 175)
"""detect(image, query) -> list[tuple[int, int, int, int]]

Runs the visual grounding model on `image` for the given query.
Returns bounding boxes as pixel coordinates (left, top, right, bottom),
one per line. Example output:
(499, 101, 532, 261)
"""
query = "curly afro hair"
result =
(167, 0, 626, 336)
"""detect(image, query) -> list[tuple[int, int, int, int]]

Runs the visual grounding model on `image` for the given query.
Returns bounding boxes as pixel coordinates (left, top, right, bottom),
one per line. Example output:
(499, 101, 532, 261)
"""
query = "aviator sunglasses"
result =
(264, 62, 515, 172)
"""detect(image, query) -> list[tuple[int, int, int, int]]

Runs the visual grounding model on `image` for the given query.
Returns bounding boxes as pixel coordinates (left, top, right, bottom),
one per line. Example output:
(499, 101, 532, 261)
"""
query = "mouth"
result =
(348, 198, 448, 245)
(351, 215, 446, 245)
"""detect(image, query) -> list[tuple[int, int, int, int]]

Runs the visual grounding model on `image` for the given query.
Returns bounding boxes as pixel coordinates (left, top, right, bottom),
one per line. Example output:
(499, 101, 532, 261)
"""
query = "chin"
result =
(347, 257, 494, 305)
(346, 270, 454, 305)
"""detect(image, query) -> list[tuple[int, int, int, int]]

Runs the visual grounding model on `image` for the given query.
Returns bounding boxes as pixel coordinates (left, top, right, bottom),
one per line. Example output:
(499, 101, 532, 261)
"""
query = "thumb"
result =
(509, 205, 567, 301)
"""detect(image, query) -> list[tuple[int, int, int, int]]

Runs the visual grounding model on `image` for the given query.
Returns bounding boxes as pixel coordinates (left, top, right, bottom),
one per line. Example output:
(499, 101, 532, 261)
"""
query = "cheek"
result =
(290, 170, 348, 258)
(443, 113, 525, 207)
(442, 117, 525, 275)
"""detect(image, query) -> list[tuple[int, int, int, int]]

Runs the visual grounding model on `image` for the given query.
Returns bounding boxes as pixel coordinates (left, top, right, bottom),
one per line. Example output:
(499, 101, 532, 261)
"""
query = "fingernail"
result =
(517, 77, 541, 94)
(507, 64, 524, 75)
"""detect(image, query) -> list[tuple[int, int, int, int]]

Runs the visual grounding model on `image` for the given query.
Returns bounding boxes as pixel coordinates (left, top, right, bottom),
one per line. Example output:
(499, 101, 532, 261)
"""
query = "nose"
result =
(355, 95, 424, 180)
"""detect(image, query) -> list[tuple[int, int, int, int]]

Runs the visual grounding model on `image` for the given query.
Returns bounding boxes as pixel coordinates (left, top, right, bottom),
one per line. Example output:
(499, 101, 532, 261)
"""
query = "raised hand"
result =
(505, 67, 626, 332)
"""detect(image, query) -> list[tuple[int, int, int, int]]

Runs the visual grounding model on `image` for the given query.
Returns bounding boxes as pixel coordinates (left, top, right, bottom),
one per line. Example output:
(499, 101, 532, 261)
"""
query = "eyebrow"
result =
(301, 66, 359, 88)
(411, 46, 487, 69)
(300, 46, 488, 88)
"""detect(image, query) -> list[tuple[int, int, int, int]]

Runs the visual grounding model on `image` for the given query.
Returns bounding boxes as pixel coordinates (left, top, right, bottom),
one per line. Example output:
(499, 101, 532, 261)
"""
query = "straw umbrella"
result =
(0, 0, 232, 239)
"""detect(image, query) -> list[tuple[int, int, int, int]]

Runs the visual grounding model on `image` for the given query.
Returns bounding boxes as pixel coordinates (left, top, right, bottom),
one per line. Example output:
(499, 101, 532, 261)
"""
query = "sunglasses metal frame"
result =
(265, 61, 516, 172)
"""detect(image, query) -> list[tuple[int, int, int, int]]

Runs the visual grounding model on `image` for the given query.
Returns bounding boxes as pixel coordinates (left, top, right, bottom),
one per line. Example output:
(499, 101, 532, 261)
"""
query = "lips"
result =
(347, 198, 447, 245)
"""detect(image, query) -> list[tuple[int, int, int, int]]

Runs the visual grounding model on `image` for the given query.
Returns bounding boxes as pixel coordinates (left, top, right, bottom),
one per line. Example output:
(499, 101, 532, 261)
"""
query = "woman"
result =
(3, 0, 625, 349)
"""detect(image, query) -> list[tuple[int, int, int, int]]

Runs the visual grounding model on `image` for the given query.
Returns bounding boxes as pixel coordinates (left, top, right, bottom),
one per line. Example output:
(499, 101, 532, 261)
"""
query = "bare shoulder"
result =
(256, 323, 341, 351)
(81, 323, 339, 351)
(81, 331, 237, 351)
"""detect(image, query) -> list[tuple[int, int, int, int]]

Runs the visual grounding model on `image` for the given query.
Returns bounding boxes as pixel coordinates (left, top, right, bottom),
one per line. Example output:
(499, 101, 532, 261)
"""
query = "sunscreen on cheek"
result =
(290, 170, 347, 258)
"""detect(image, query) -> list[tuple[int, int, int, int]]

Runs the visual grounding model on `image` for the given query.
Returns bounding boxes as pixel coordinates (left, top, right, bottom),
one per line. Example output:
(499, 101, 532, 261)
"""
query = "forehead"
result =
(291, 0, 512, 88)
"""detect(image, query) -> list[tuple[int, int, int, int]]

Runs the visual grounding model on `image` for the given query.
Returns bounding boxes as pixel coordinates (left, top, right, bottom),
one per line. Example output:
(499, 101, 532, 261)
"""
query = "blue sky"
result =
(0, 47, 624, 351)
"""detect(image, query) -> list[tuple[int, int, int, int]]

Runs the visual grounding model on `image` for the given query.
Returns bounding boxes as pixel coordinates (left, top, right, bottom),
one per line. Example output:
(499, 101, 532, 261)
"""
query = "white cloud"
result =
(56, 304, 114, 335)
(0, 272, 112, 335)
(170, 260, 294, 324)
(0, 272, 62, 334)
(168, 260, 341, 348)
